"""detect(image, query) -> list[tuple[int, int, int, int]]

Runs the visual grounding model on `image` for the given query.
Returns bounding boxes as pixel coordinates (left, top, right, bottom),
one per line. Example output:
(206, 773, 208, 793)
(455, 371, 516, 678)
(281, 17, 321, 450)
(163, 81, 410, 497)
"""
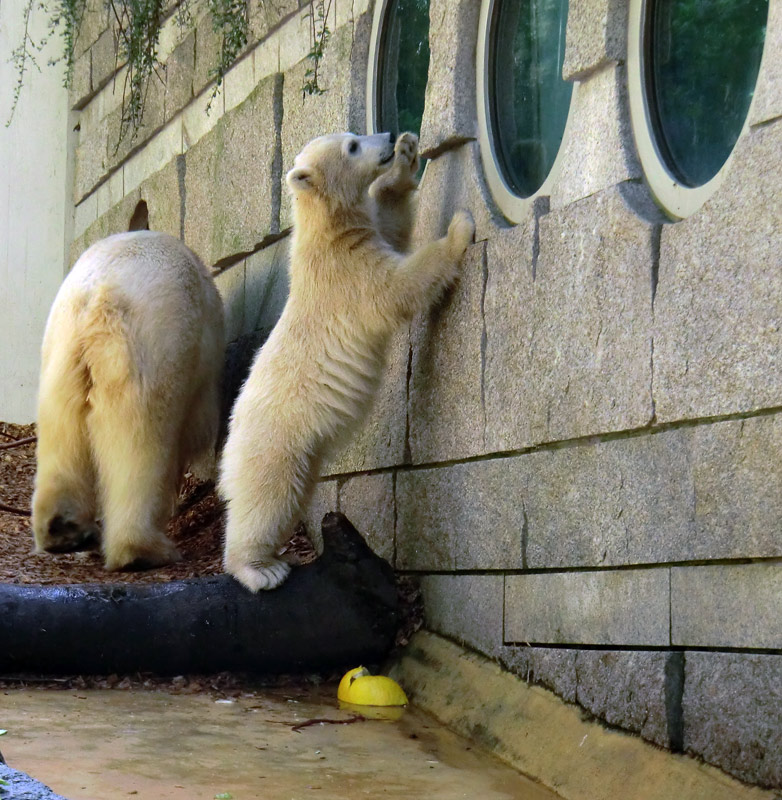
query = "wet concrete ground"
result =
(1, 686, 560, 799)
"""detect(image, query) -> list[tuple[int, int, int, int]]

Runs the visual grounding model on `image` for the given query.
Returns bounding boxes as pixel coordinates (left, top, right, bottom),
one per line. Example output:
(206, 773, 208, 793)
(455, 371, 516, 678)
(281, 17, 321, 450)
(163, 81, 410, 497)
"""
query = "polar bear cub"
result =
(219, 131, 474, 592)
(32, 231, 225, 570)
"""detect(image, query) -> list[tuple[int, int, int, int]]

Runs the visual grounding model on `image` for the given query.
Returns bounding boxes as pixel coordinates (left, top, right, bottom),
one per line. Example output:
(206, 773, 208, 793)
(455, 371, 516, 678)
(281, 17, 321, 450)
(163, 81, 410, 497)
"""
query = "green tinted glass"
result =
(377, 0, 431, 136)
(647, 0, 769, 187)
(489, 0, 573, 198)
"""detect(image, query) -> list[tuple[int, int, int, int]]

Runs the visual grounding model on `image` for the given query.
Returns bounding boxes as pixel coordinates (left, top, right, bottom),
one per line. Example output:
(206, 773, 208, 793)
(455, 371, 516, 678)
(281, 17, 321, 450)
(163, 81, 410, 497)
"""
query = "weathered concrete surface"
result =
(504, 569, 670, 646)
(391, 632, 776, 800)
(396, 459, 526, 571)
(653, 122, 782, 421)
(672, 563, 782, 649)
(683, 652, 782, 789)
(749, 0, 782, 126)
(1, 686, 557, 800)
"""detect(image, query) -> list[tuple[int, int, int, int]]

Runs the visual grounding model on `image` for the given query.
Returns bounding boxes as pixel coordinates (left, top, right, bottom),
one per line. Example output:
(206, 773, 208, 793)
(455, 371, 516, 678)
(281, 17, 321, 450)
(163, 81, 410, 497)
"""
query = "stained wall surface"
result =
(34, 0, 782, 789)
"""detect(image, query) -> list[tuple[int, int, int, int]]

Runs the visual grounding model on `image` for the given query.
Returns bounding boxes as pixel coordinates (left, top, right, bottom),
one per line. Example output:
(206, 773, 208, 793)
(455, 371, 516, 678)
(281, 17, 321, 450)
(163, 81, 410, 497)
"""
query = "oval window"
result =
(646, 0, 768, 188)
(478, 0, 574, 222)
(368, 0, 431, 136)
(628, 0, 770, 218)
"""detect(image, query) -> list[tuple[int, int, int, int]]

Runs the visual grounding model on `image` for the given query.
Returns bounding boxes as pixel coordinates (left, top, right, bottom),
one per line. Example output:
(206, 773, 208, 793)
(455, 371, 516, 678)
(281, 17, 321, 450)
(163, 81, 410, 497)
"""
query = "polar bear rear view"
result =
(32, 231, 225, 570)
(219, 131, 474, 592)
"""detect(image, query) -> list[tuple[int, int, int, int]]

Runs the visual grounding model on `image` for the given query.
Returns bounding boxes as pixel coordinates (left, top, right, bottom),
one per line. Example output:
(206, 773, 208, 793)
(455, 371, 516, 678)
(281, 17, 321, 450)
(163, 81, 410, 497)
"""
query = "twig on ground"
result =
(0, 502, 31, 516)
(291, 715, 366, 732)
(0, 436, 36, 451)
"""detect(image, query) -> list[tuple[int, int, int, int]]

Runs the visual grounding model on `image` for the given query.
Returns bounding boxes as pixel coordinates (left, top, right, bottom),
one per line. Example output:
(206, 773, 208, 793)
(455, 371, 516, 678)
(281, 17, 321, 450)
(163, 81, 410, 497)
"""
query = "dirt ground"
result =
(0, 422, 228, 584)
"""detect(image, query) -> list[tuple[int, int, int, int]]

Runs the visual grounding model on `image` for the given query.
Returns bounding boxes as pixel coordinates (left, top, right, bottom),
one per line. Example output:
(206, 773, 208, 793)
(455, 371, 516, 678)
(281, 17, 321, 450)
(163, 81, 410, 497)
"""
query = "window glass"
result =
(377, 0, 431, 136)
(647, 0, 769, 188)
(489, 0, 573, 198)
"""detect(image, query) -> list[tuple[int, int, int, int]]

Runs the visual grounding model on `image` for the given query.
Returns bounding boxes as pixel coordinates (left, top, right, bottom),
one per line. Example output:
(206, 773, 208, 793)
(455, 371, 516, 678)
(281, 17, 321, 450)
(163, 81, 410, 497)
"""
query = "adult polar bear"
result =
(32, 231, 224, 570)
(220, 131, 474, 592)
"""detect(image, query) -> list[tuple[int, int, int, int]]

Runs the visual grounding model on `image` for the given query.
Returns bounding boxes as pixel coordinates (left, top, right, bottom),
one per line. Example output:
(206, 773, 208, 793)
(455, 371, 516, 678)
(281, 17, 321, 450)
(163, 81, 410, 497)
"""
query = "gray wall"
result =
(65, 0, 781, 789)
(0, 2, 73, 422)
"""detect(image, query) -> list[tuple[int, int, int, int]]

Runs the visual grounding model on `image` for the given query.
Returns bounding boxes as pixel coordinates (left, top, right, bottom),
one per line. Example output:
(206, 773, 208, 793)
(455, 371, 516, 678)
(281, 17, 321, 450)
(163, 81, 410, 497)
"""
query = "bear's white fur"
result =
(219, 131, 474, 592)
(32, 231, 225, 570)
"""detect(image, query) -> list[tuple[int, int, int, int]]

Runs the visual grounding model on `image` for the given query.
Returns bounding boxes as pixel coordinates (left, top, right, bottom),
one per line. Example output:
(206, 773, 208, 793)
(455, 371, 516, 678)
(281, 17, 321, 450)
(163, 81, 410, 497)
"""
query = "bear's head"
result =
(286, 132, 396, 215)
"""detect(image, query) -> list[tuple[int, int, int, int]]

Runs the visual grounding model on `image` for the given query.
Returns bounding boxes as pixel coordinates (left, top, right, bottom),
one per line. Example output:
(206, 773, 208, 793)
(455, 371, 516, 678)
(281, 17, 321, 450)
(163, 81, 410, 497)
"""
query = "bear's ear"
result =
(286, 166, 315, 191)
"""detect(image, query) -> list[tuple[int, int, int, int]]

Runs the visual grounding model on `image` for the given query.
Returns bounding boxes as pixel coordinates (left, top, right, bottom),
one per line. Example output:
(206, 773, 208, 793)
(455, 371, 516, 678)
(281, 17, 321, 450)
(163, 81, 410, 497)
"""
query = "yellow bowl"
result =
(337, 667, 408, 707)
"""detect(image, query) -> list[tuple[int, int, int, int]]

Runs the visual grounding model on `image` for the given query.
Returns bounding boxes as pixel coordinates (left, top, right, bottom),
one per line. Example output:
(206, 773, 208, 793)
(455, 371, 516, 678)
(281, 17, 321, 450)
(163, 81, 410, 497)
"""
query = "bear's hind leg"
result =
(32, 336, 99, 554)
(87, 384, 182, 571)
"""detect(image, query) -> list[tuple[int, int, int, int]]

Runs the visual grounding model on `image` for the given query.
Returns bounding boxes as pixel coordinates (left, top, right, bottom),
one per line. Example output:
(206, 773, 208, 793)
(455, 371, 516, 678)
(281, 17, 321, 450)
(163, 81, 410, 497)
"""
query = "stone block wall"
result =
(63, 0, 782, 790)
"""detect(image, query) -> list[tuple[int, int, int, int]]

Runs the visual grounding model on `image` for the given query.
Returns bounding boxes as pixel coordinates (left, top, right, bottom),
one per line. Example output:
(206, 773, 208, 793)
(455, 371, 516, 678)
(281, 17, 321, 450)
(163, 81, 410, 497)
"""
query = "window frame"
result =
(476, 0, 577, 224)
(627, 0, 767, 220)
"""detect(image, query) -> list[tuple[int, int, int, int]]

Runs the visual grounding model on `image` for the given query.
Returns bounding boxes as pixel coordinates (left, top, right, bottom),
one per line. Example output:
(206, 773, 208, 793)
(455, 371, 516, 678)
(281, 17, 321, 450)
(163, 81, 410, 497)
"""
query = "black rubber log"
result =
(0, 513, 398, 675)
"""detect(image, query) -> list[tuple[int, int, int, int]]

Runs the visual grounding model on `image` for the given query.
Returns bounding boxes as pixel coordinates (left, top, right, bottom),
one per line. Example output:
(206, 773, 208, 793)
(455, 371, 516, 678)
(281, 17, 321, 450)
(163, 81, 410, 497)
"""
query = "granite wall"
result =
(66, 0, 782, 789)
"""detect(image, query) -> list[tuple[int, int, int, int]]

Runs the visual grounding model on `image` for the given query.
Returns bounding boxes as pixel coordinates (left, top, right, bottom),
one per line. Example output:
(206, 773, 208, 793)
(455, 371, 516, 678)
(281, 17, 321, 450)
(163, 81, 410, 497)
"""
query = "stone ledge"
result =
(389, 631, 775, 800)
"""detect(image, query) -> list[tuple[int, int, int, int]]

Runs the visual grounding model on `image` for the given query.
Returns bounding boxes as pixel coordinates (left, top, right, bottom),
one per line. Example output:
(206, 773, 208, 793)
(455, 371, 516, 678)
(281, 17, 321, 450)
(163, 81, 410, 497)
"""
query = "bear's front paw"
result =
(447, 210, 475, 258)
(394, 131, 419, 172)
(229, 558, 292, 592)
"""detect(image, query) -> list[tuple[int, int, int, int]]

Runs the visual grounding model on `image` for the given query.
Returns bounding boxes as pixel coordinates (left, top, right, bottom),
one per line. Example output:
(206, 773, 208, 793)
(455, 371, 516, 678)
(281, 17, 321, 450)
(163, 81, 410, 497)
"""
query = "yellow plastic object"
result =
(337, 667, 408, 707)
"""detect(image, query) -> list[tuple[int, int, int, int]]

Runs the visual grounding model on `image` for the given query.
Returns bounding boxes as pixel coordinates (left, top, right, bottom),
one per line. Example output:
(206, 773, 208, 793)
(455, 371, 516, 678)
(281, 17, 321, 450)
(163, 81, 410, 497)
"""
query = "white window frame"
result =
(476, 0, 577, 224)
(627, 0, 767, 220)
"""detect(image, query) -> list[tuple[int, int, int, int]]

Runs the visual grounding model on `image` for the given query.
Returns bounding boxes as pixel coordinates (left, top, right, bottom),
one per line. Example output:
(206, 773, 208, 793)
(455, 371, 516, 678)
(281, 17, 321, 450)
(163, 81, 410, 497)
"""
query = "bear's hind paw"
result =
(230, 559, 292, 592)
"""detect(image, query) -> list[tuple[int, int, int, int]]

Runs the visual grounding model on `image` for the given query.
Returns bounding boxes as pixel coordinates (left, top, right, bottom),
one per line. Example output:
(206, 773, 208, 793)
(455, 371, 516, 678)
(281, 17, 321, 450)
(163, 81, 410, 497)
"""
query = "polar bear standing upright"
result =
(219, 131, 474, 592)
(32, 231, 225, 570)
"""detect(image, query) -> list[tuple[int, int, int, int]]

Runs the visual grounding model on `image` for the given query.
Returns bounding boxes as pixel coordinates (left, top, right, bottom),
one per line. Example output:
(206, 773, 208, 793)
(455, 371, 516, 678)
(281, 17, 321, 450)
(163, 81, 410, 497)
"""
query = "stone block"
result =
(504, 569, 670, 646)
(69, 51, 92, 109)
(419, 574, 504, 657)
(70, 189, 142, 264)
(691, 415, 782, 560)
(279, 15, 371, 229)
(181, 87, 221, 151)
(524, 429, 695, 569)
(412, 142, 497, 249)
(527, 185, 654, 443)
(193, 10, 224, 96)
(550, 65, 641, 209)
(90, 28, 119, 91)
(338, 473, 395, 562)
(164, 33, 195, 120)
(482, 212, 538, 453)
(249, 0, 299, 44)
(244, 239, 290, 338)
(684, 652, 782, 789)
(74, 0, 109, 59)
(573, 650, 671, 748)
(74, 117, 108, 204)
(671, 564, 782, 649)
(301, 479, 338, 539)
(749, 0, 782, 126)
(74, 192, 98, 240)
(408, 242, 485, 464)
(323, 324, 409, 475)
(500, 645, 578, 702)
(654, 122, 782, 422)
(184, 73, 282, 266)
(140, 157, 184, 239)
(213, 262, 245, 343)
(418, 0, 480, 157)
(396, 459, 526, 571)
(224, 51, 256, 114)
(95, 169, 124, 220)
(562, 0, 628, 81)
(123, 117, 182, 195)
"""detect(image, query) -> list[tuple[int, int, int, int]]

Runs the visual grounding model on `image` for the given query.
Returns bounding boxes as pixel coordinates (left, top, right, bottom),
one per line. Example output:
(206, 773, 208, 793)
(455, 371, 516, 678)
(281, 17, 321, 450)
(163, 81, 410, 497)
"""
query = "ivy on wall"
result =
(7, 0, 332, 140)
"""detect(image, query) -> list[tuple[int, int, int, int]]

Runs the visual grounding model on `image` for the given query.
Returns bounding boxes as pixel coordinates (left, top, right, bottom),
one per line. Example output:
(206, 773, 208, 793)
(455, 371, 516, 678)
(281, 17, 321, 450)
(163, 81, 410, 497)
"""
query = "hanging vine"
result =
(7, 0, 332, 137)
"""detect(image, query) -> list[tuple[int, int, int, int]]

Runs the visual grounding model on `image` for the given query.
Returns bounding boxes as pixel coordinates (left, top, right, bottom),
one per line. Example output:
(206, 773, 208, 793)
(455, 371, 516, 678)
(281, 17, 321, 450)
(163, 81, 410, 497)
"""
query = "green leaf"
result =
(214, 794, 233, 799)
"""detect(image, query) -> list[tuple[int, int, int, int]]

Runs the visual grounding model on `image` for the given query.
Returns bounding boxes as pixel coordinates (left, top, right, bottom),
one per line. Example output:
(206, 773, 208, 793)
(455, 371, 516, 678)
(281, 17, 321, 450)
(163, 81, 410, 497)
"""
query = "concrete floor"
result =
(1, 686, 560, 799)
